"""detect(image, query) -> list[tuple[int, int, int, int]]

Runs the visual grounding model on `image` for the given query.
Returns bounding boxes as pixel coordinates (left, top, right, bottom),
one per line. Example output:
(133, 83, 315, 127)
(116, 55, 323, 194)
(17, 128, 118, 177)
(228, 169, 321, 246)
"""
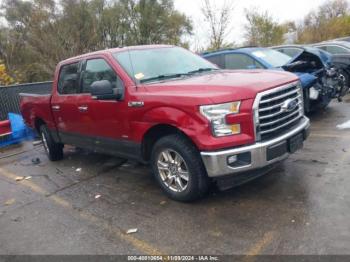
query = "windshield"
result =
(113, 47, 217, 83)
(251, 49, 292, 68)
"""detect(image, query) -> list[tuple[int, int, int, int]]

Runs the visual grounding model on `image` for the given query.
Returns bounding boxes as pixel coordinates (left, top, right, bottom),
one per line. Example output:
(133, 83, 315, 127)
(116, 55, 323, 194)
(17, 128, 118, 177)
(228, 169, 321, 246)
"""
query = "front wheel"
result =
(151, 134, 209, 202)
(40, 124, 63, 161)
(339, 70, 350, 97)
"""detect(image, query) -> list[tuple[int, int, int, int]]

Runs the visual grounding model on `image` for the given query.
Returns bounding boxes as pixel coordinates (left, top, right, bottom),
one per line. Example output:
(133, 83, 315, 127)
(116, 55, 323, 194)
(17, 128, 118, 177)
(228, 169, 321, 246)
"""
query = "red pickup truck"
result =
(20, 45, 310, 201)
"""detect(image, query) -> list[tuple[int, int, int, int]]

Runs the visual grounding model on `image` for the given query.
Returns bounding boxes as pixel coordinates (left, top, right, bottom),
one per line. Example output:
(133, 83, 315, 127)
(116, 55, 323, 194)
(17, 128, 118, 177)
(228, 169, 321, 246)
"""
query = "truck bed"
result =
(0, 81, 52, 121)
(20, 93, 56, 132)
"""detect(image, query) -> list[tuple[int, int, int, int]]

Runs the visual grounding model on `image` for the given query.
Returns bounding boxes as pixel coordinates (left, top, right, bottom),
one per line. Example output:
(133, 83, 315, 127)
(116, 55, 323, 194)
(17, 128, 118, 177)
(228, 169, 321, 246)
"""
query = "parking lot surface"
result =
(1, 97, 350, 256)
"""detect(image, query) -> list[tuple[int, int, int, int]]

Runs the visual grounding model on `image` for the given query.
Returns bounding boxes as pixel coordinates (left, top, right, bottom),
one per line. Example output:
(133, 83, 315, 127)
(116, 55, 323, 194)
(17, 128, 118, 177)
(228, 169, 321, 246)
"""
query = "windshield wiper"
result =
(139, 68, 218, 83)
(140, 73, 188, 83)
(187, 68, 218, 74)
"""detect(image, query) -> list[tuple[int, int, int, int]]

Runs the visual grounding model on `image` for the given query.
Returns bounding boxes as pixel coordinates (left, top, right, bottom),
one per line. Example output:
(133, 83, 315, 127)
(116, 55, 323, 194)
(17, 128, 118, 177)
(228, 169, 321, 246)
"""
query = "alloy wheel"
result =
(41, 132, 50, 155)
(157, 149, 190, 192)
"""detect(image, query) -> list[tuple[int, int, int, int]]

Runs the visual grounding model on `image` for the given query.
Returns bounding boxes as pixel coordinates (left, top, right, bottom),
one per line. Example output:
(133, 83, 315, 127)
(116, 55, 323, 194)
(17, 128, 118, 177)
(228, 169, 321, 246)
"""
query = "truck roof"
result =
(60, 44, 173, 64)
(201, 46, 258, 57)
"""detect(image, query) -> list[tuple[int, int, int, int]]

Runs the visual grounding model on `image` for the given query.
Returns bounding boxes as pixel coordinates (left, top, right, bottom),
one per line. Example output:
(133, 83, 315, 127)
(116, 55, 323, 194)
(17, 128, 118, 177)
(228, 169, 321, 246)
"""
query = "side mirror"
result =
(91, 80, 124, 100)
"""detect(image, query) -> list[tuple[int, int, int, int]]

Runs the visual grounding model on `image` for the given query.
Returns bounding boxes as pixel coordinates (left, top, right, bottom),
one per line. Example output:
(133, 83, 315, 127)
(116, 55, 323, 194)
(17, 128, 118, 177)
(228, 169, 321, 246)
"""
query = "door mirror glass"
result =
(91, 80, 123, 100)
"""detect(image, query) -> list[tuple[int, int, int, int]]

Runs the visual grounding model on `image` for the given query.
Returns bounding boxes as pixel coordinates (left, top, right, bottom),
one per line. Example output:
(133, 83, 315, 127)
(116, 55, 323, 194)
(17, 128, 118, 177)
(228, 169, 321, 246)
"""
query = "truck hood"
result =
(143, 70, 298, 104)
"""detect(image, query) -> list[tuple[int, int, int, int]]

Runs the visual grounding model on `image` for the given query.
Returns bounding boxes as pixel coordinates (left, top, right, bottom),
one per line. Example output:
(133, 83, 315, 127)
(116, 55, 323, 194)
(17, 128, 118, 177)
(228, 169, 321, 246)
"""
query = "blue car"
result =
(274, 44, 350, 95)
(202, 47, 345, 113)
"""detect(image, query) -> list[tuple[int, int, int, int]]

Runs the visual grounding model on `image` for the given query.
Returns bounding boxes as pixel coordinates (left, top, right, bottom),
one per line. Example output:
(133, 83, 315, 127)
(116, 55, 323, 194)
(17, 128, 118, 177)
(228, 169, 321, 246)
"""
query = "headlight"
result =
(200, 101, 241, 137)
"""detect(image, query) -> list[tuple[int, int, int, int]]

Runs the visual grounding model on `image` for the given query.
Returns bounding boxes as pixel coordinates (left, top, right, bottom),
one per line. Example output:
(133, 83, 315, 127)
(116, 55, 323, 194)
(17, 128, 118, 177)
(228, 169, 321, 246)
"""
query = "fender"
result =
(130, 106, 209, 147)
(130, 104, 255, 151)
(296, 73, 318, 89)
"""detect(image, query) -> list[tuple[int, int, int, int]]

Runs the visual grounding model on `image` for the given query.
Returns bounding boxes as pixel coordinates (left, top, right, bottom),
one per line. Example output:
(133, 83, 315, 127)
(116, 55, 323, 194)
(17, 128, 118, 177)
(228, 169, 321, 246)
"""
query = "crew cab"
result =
(20, 45, 310, 202)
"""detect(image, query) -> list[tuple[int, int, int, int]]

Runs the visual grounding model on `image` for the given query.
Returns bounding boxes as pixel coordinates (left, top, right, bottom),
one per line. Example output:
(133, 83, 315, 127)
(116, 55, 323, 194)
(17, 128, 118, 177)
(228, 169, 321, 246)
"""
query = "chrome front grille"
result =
(254, 82, 304, 141)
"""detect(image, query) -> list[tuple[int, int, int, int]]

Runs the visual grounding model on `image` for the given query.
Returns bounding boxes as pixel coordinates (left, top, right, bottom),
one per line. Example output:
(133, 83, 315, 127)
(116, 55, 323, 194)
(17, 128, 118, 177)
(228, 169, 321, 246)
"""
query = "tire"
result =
(303, 88, 310, 114)
(40, 124, 63, 161)
(339, 70, 350, 96)
(150, 134, 209, 202)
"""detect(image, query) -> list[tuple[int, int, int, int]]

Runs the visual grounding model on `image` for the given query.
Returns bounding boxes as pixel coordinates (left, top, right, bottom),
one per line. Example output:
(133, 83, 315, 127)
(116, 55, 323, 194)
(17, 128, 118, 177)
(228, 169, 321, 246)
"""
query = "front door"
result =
(79, 58, 132, 157)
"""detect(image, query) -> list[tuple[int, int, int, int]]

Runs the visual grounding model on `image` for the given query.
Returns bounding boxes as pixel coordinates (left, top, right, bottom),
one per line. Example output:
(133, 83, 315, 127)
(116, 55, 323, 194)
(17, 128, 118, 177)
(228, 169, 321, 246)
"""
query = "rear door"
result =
(51, 61, 87, 141)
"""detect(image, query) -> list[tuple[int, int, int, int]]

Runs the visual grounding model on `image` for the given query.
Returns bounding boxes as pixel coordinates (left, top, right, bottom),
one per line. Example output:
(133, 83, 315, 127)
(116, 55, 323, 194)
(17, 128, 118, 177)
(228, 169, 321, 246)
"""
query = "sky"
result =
(174, 0, 331, 49)
(0, 0, 343, 49)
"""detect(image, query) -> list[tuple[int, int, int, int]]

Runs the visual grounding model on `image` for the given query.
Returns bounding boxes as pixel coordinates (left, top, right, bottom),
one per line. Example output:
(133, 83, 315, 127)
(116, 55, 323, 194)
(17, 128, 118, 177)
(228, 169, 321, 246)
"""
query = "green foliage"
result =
(0, 0, 192, 83)
(0, 61, 16, 85)
(244, 8, 285, 47)
(296, 0, 350, 43)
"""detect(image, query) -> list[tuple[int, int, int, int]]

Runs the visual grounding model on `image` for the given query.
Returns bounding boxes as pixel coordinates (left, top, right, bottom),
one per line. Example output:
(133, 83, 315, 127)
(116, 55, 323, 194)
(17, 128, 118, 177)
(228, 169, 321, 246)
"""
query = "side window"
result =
(81, 59, 121, 93)
(315, 46, 328, 52)
(58, 62, 80, 95)
(224, 53, 263, 69)
(206, 55, 225, 68)
(280, 48, 301, 58)
(325, 45, 349, 54)
(276, 48, 286, 54)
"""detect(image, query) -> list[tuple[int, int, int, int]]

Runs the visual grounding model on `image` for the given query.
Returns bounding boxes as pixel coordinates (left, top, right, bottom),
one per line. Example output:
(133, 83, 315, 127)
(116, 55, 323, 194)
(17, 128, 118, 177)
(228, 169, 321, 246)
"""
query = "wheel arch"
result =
(141, 124, 197, 162)
(34, 118, 46, 133)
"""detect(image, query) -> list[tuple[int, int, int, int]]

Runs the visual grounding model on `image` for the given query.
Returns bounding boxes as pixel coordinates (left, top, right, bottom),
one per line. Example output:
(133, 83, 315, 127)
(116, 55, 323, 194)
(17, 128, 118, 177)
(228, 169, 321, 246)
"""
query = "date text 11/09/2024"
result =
(127, 255, 219, 261)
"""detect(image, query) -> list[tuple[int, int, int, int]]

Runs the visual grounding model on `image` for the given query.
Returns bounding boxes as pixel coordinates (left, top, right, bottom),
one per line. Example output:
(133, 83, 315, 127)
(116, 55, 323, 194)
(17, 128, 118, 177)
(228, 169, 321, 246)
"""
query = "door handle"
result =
(78, 106, 88, 112)
(52, 105, 60, 111)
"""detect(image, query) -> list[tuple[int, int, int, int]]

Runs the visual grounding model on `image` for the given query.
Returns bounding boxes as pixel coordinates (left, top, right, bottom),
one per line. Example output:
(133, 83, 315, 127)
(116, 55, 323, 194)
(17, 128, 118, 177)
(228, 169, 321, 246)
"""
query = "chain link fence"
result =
(0, 82, 52, 144)
(0, 82, 52, 121)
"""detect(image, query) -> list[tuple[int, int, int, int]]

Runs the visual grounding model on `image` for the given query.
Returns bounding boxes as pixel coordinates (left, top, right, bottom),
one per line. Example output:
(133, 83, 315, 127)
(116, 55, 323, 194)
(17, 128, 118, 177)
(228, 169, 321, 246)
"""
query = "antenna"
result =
(127, 47, 138, 89)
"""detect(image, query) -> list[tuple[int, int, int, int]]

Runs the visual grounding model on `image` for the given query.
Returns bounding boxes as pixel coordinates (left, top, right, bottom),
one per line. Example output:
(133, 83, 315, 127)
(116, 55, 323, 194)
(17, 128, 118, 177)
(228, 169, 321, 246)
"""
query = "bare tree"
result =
(244, 8, 285, 47)
(297, 0, 350, 43)
(201, 0, 235, 50)
(319, 0, 348, 20)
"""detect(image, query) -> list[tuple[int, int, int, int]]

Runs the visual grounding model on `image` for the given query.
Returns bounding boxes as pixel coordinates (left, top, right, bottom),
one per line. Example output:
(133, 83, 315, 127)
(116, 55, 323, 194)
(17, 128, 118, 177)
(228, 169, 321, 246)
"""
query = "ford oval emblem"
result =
(281, 99, 298, 113)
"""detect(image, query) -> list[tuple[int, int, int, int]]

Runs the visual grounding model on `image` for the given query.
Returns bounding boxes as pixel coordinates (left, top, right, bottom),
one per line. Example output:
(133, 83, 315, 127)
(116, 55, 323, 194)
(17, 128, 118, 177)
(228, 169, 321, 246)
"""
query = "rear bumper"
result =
(201, 116, 310, 178)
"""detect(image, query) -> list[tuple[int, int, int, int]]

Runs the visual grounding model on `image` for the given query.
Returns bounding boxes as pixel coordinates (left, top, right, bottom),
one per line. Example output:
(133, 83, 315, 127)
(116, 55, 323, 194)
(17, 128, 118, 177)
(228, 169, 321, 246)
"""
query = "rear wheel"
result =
(40, 125, 63, 161)
(151, 134, 209, 202)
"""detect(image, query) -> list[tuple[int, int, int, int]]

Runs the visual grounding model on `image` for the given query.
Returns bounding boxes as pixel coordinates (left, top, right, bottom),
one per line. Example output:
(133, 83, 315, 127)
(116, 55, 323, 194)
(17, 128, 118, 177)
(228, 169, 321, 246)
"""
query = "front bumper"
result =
(201, 116, 310, 178)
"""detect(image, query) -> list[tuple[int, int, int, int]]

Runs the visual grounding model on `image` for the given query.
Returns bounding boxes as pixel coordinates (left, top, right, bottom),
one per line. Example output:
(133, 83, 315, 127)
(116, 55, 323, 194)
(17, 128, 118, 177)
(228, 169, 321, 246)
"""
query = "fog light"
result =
(227, 152, 252, 168)
(227, 155, 238, 164)
(309, 87, 319, 100)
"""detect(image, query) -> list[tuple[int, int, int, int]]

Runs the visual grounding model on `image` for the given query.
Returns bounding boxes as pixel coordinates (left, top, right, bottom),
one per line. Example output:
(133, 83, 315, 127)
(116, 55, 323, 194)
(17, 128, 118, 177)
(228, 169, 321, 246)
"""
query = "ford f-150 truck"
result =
(20, 45, 310, 202)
